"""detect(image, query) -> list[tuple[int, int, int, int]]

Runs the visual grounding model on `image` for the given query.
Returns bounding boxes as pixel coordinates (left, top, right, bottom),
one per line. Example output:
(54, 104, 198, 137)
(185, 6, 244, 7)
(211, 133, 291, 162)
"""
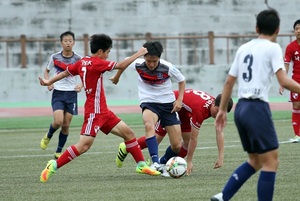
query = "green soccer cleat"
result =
(40, 134, 50, 150)
(54, 152, 62, 159)
(40, 160, 57, 183)
(136, 161, 161, 176)
(116, 142, 128, 168)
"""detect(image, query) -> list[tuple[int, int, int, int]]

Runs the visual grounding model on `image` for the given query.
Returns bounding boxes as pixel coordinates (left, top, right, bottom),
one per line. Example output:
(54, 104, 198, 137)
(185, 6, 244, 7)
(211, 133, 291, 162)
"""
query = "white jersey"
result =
(129, 58, 185, 103)
(229, 38, 284, 102)
(46, 51, 82, 91)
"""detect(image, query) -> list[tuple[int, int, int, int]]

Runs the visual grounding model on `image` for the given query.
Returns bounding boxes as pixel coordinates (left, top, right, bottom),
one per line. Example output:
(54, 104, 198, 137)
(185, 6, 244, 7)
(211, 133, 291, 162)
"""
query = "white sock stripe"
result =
(67, 147, 77, 158)
(126, 140, 139, 149)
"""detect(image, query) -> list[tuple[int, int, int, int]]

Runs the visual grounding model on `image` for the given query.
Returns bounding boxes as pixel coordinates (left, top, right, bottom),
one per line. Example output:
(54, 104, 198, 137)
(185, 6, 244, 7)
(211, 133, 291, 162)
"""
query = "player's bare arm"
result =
(171, 80, 185, 113)
(279, 63, 290, 95)
(39, 70, 70, 86)
(213, 128, 224, 169)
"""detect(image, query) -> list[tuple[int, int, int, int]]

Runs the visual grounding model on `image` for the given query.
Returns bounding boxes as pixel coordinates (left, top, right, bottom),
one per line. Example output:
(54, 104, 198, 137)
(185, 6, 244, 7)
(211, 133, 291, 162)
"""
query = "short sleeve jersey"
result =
(67, 56, 117, 114)
(229, 38, 284, 102)
(46, 51, 82, 91)
(129, 58, 185, 103)
(284, 40, 300, 81)
(175, 89, 214, 130)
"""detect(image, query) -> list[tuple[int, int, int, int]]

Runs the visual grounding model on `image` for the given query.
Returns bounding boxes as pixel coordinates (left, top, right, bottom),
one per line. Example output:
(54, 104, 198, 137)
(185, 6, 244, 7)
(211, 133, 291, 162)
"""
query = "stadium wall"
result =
(0, 65, 288, 104)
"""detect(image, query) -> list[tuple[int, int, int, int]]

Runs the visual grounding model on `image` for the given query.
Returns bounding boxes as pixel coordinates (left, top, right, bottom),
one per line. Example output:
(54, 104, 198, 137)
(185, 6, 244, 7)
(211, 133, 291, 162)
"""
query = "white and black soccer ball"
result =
(166, 156, 187, 178)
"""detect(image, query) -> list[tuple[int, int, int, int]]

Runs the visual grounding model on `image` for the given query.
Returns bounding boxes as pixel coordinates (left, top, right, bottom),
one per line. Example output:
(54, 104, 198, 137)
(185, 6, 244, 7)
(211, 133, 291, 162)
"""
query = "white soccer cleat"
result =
(150, 162, 163, 172)
(211, 193, 224, 201)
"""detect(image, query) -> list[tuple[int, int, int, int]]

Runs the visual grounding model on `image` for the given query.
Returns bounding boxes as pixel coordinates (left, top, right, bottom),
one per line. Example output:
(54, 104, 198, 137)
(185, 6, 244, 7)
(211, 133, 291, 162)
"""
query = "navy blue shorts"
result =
(51, 89, 78, 115)
(140, 102, 181, 127)
(234, 99, 279, 154)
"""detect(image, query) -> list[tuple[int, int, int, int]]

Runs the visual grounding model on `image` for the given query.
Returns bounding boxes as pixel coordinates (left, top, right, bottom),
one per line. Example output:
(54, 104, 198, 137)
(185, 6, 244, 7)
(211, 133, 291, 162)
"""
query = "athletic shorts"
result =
(80, 110, 121, 137)
(155, 110, 191, 136)
(234, 99, 279, 154)
(140, 102, 181, 127)
(290, 78, 300, 102)
(51, 89, 78, 115)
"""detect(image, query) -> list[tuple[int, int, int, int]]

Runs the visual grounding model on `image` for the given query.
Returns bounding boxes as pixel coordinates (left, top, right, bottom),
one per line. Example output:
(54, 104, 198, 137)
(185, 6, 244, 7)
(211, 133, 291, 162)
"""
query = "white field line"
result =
(0, 140, 292, 159)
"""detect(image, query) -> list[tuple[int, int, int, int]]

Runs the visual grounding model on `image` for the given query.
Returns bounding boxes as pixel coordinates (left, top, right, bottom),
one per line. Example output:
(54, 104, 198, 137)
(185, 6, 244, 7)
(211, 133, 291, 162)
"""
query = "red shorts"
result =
(80, 110, 121, 137)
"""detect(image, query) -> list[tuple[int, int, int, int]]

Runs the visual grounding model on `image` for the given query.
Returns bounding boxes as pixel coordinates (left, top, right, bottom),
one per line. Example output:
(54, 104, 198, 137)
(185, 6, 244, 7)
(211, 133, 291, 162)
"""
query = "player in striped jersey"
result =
(112, 41, 186, 172)
(40, 31, 82, 159)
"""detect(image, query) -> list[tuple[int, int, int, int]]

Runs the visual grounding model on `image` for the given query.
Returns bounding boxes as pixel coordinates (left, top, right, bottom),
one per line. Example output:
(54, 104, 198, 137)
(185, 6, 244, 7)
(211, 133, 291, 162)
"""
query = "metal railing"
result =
(0, 32, 294, 68)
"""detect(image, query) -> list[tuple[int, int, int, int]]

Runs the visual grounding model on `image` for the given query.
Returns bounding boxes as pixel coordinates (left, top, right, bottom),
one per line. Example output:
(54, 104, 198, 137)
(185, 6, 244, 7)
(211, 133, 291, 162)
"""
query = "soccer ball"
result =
(166, 156, 187, 178)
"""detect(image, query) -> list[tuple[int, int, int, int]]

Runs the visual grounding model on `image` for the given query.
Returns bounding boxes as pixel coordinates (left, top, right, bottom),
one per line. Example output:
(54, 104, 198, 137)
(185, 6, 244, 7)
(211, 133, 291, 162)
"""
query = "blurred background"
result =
(0, 0, 296, 104)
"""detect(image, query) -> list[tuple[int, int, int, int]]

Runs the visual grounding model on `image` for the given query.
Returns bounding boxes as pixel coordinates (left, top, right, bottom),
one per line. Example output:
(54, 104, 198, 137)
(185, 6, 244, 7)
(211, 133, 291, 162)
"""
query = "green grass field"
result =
(0, 111, 298, 201)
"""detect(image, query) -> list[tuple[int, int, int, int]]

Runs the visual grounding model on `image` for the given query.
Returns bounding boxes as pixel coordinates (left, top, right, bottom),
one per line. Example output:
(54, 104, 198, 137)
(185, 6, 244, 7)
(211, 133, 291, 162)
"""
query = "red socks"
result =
(137, 136, 147, 149)
(292, 108, 300, 136)
(56, 145, 80, 168)
(125, 138, 144, 163)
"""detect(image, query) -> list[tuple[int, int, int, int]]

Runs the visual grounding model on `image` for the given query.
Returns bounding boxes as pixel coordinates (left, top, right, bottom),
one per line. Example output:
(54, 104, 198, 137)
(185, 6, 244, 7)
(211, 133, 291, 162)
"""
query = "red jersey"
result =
(67, 56, 117, 115)
(156, 89, 215, 135)
(176, 89, 214, 130)
(284, 40, 300, 81)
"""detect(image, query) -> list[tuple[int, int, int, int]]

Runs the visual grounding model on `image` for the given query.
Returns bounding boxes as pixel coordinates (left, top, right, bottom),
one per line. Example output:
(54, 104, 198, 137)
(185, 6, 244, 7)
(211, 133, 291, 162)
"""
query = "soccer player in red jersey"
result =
(280, 19, 300, 143)
(115, 89, 233, 176)
(38, 34, 161, 182)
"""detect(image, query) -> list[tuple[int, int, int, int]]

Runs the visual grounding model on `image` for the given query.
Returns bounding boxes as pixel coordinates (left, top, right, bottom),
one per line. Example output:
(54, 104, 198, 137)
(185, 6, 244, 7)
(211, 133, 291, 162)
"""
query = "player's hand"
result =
(109, 76, 119, 85)
(47, 85, 54, 91)
(138, 47, 148, 56)
(186, 162, 193, 176)
(74, 84, 83, 92)
(171, 100, 182, 113)
(279, 86, 284, 95)
(213, 159, 223, 169)
(38, 76, 50, 86)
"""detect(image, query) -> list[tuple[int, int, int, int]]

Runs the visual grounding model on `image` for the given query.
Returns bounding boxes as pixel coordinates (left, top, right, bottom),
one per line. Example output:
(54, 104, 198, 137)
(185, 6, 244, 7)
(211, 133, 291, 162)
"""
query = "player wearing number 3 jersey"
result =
(212, 9, 300, 201)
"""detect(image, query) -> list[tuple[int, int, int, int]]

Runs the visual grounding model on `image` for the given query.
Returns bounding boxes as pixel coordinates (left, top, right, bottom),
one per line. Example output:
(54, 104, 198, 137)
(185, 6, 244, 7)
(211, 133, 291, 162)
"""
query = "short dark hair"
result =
(214, 94, 233, 113)
(256, 9, 280, 35)
(143, 41, 163, 57)
(60, 31, 75, 41)
(293, 19, 300, 29)
(90, 34, 113, 54)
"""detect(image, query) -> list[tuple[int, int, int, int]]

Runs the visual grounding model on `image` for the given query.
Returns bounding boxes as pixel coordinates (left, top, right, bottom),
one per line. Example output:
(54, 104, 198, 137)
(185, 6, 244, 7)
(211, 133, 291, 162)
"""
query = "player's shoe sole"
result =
(136, 161, 161, 176)
(116, 142, 128, 168)
(40, 134, 50, 150)
(40, 159, 57, 182)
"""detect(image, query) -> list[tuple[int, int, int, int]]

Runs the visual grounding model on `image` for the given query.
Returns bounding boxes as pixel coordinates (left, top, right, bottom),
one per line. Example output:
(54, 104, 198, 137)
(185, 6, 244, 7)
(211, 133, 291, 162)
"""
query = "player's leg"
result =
(111, 120, 160, 176)
(54, 91, 79, 158)
(256, 149, 279, 201)
(159, 124, 182, 164)
(40, 135, 94, 183)
(142, 109, 160, 165)
(54, 111, 73, 159)
(40, 109, 64, 150)
(290, 98, 300, 142)
(177, 131, 190, 158)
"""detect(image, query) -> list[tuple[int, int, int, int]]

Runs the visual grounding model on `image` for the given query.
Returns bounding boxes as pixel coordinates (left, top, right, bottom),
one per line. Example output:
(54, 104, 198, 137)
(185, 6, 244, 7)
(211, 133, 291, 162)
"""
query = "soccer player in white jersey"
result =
(112, 41, 186, 172)
(40, 31, 82, 159)
(211, 9, 300, 201)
